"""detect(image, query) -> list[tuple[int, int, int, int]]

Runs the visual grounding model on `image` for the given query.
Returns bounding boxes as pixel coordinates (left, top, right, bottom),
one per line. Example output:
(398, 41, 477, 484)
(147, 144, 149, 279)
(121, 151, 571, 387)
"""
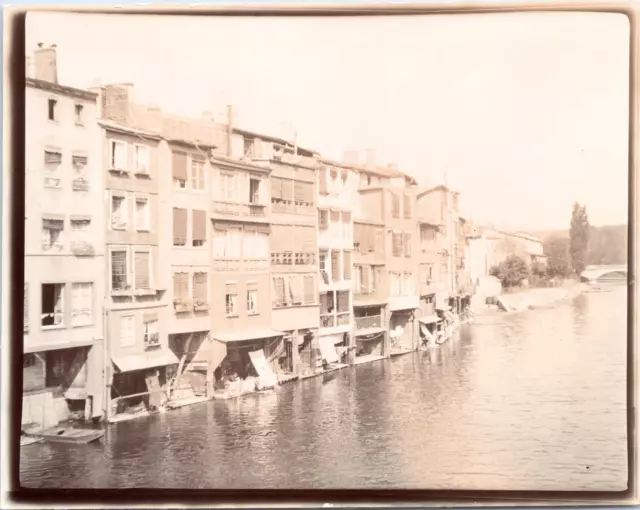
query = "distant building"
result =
(23, 44, 105, 428)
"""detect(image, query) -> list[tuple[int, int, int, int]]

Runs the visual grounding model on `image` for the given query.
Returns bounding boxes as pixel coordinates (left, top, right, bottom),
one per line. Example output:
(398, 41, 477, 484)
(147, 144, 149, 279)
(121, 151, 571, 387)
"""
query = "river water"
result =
(20, 286, 628, 491)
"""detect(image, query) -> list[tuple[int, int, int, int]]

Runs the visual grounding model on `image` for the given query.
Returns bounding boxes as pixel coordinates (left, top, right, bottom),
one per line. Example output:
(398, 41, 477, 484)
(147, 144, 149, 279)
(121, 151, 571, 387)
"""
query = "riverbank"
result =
(495, 280, 588, 313)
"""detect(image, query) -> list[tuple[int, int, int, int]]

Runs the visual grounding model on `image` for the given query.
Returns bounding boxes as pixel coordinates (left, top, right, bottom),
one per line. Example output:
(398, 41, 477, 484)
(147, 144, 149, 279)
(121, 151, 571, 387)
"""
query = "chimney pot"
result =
(33, 43, 58, 84)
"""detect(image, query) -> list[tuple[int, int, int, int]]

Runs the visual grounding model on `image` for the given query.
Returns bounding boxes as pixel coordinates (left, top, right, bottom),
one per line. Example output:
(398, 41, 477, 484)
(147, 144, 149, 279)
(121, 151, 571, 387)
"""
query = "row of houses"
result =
(22, 44, 546, 427)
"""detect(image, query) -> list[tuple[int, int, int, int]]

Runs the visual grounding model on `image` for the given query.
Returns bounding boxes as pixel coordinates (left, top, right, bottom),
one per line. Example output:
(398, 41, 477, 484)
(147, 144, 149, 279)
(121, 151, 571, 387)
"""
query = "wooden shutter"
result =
(404, 233, 412, 257)
(173, 208, 187, 245)
(303, 275, 315, 304)
(172, 151, 188, 180)
(289, 275, 303, 304)
(270, 225, 291, 253)
(192, 209, 206, 242)
(274, 277, 286, 307)
(134, 251, 151, 289)
(271, 177, 283, 200)
(294, 181, 312, 205)
(173, 272, 188, 300)
(403, 193, 411, 218)
(193, 272, 207, 302)
(391, 193, 400, 218)
(319, 210, 328, 230)
(318, 166, 328, 195)
(337, 291, 349, 312)
(362, 266, 370, 293)
(331, 250, 340, 281)
(281, 178, 293, 201)
(343, 251, 352, 280)
(392, 233, 402, 256)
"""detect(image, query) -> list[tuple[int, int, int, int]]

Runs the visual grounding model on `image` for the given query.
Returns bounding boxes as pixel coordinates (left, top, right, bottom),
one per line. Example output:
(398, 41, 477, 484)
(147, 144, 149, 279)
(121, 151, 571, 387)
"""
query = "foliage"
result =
(586, 224, 627, 266)
(543, 236, 572, 278)
(569, 202, 590, 276)
(489, 254, 530, 288)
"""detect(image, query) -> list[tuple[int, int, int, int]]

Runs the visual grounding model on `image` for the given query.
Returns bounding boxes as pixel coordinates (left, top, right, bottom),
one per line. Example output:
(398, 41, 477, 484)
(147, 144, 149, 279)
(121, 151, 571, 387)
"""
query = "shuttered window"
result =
(318, 166, 328, 195)
(331, 250, 340, 282)
(337, 290, 349, 313)
(361, 265, 371, 293)
(172, 151, 188, 184)
(294, 181, 313, 208)
(404, 233, 412, 258)
(288, 275, 303, 305)
(173, 208, 187, 246)
(281, 179, 294, 202)
(343, 251, 352, 280)
(111, 250, 128, 291)
(274, 276, 286, 307)
(319, 210, 328, 230)
(193, 272, 207, 303)
(271, 177, 283, 200)
(71, 282, 93, 327)
(134, 251, 151, 290)
(392, 233, 402, 257)
(173, 272, 189, 301)
(303, 275, 315, 304)
(391, 192, 400, 218)
(294, 226, 316, 265)
(403, 193, 412, 218)
(192, 209, 206, 246)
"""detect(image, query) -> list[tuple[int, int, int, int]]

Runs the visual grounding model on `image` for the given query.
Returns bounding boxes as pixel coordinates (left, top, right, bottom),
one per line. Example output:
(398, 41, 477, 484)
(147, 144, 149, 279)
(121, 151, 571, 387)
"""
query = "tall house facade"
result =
(206, 125, 284, 393)
(161, 115, 217, 400)
(317, 161, 356, 366)
(98, 84, 175, 420)
(360, 186, 419, 354)
(23, 45, 105, 428)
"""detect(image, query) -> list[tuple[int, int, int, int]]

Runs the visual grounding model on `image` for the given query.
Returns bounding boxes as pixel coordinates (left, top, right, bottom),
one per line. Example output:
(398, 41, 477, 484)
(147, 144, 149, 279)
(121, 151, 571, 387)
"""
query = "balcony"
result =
(211, 201, 268, 222)
(320, 312, 351, 328)
(355, 314, 382, 330)
(144, 332, 160, 350)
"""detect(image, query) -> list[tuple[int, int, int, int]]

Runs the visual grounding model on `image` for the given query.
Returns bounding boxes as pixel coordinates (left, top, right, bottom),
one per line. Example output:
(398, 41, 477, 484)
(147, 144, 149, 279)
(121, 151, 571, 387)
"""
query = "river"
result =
(20, 286, 628, 491)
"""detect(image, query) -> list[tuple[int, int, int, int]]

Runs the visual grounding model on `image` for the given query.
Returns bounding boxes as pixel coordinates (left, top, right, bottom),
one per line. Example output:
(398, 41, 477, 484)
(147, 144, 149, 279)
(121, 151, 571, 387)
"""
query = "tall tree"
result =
(569, 202, 590, 276)
(544, 236, 571, 278)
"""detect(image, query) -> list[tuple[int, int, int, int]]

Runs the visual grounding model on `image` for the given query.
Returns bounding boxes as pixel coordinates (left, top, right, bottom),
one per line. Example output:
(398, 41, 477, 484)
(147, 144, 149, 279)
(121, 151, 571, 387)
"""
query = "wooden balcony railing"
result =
(212, 201, 266, 218)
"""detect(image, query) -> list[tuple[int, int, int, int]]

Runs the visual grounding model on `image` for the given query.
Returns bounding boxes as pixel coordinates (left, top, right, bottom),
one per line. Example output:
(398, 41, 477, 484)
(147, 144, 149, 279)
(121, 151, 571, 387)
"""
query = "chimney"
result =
(365, 149, 376, 169)
(34, 43, 58, 84)
(343, 150, 359, 165)
(101, 83, 133, 124)
(226, 105, 233, 157)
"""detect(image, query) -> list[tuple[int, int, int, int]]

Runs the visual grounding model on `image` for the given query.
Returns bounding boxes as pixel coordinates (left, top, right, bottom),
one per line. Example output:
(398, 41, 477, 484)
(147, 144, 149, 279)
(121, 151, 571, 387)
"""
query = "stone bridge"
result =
(580, 265, 627, 283)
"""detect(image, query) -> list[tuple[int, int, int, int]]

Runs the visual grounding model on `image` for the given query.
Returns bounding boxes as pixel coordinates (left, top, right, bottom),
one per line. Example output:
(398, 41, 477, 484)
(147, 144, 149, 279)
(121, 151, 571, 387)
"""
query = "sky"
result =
(26, 11, 630, 231)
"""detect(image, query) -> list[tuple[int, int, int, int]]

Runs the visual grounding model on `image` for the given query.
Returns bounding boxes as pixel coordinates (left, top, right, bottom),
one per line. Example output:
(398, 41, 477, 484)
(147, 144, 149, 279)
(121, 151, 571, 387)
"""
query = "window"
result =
(404, 233, 412, 258)
(135, 195, 150, 231)
(111, 194, 127, 230)
(392, 233, 403, 257)
(41, 283, 64, 328)
(74, 104, 84, 125)
(319, 250, 329, 284)
(220, 172, 238, 201)
(243, 230, 269, 260)
(192, 210, 206, 247)
(48, 98, 57, 121)
(303, 275, 315, 305)
(173, 272, 189, 303)
(134, 251, 152, 291)
(391, 192, 400, 219)
(294, 181, 313, 209)
(72, 154, 88, 171)
(390, 272, 401, 297)
(42, 218, 64, 252)
(274, 276, 286, 308)
(319, 210, 329, 230)
(143, 318, 160, 349)
(110, 140, 127, 171)
(120, 316, 135, 347)
(249, 178, 260, 204)
(331, 250, 340, 282)
(71, 282, 92, 327)
(403, 273, 413, 296)
(134, 145, 150, 175)
(336, 291, 349, 313)
(247, 283, 258, 314)
(403, 193, 412, 219)
(191, 157, 205, 190)
(24, 283, 28, 333)
(173, 208, 187, 246)
(288, 276, 303, 305)
(213, 227, 242, 259)
(343, 251, 352, 280)
(243, 137, 255, 157)
(354, 265, 363, 294)
(193, 272, 208, 306)
(111, 249, 129, 291)
(225, 283, 237, 315)
(44, 149, 62, 166)
(172, 151, 187, 188)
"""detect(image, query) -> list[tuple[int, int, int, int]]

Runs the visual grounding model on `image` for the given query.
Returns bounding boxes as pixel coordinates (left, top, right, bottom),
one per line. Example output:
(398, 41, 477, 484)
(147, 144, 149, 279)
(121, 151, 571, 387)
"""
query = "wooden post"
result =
(310, 332, 318, 374)
(347, 331, 356, 365)
(383, 305, 391, 357)
(292, 330, 301, 377)
(206, 339, 214, 399)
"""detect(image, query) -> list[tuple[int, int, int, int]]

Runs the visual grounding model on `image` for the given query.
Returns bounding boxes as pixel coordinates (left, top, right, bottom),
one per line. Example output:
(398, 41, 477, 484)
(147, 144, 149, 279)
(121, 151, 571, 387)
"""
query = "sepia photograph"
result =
(15, 7, 630, 495)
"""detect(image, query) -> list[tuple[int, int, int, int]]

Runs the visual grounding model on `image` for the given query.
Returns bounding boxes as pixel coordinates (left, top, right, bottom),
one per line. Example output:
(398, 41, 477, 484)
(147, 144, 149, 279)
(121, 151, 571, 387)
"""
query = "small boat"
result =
(30, 426, 105, 445)
(20, 435, 44, 447)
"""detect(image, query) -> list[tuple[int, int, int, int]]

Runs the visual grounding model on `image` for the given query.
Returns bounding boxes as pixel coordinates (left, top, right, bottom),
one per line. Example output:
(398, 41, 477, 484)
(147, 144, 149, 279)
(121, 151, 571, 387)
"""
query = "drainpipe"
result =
(226, 105, 233, 157)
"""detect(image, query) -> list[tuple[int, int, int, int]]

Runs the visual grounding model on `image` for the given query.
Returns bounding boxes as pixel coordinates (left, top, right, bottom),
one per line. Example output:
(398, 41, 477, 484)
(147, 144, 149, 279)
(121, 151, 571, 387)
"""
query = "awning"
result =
(112, 350, 180, 373)
(418, 315, 441, 325)
(248, 349, 278, 389)
(420, 323, 435, 340)
(212, 328, 284, 343)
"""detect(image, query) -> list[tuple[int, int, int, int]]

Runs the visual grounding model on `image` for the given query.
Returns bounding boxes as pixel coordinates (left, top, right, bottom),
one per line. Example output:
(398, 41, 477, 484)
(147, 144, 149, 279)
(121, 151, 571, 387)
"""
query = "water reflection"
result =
(21, 289, 627, 490)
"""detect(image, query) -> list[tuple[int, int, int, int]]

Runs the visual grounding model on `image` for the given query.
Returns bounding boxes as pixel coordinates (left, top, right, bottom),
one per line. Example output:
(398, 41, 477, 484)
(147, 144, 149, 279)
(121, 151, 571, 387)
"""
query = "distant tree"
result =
(586, 224, 628, 266)
(544, 236, 571, 278)
(569, 202, 590, 276)
(489, 255, 530, 288)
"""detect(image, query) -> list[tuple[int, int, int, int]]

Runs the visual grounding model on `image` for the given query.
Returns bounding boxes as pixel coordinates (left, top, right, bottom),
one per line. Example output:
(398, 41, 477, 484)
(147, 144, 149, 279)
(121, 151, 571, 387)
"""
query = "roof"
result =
(233, 126, 316, 157)
(319, 157, 418, 185)
(210, 153, 271, 173)
(417, 184, 460, 198)
(26, 77, 98, 101)
(98, 118, 162, 140)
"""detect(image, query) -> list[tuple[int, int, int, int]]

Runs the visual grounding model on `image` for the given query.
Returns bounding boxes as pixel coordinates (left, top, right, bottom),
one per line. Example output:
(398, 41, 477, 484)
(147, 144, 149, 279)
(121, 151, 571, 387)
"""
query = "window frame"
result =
(225, 281, 238, 316)
(134, 193, 151, 232)
(246, 281, 259, 315)
(109, 139, 128, 171)
(133, 144, 150, 175)
(132, 247, 153, 293)
(40, 282, 65, 330)
(74, 103, 84, 126)
(110, 191, 128, 231)
(47, 97, 58, 122)
(120, 315, 136, 348)
(71, 282, 93, 328)
(110, 246, 131, 294)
